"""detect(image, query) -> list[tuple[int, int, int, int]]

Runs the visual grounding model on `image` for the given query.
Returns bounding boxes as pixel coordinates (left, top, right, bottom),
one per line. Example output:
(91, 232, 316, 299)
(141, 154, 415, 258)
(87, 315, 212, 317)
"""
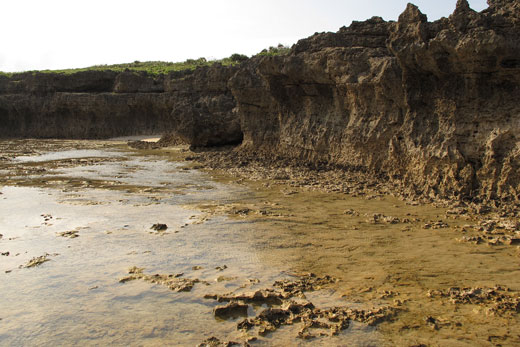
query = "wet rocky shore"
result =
(3, 0, 520, 207)
(1, 0, 520, 345)
(1, 139, 519, 346)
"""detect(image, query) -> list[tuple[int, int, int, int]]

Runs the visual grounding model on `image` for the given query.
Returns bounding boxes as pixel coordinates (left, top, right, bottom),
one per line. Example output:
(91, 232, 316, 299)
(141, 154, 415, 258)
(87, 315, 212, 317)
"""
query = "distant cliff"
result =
(0, 66, 241, 146)
(1, 0, 519, 204)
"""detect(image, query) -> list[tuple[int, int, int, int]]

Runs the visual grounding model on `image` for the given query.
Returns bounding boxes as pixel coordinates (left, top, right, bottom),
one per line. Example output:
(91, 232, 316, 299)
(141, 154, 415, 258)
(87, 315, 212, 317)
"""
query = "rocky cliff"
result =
(229, 0, 520, 204)
(0, 66, 240, 145)
(1, 0, 519, 204)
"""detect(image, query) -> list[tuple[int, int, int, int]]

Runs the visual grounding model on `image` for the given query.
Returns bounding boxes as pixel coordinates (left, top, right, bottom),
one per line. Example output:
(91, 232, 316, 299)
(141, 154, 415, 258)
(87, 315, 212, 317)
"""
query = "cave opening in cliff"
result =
(205, 131, 244, 148)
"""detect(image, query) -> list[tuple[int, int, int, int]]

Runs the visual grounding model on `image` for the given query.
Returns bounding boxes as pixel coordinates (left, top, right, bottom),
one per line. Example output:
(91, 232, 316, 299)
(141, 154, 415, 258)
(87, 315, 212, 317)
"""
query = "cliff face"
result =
(1, 0, 519, 204)
(0, 66, 240, 145)
(229, 0, 520, 203)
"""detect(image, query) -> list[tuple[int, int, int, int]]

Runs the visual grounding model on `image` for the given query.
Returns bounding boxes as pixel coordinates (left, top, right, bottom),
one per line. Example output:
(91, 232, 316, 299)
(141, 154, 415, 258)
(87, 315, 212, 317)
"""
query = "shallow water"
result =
(0, 141, 380, 346)
(0, 140, 519, 346)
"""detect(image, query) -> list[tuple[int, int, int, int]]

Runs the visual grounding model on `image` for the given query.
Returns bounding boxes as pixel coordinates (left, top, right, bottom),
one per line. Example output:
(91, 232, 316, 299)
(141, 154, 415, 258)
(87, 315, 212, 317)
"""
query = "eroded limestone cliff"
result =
(0, 66, 240, 145)
(1, 0, 519, 205)
(230, 0, 520, 203)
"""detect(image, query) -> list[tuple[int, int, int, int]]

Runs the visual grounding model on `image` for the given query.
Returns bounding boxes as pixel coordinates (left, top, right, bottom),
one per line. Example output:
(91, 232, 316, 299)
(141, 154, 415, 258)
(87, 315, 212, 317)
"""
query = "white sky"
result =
(0, 0, 488, 72)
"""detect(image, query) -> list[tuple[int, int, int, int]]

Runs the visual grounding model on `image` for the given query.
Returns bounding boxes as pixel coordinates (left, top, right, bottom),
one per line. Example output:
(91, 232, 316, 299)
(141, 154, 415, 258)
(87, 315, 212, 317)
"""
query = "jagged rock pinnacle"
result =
(398, 3, 427, 23)
(455, 0, 471, 13)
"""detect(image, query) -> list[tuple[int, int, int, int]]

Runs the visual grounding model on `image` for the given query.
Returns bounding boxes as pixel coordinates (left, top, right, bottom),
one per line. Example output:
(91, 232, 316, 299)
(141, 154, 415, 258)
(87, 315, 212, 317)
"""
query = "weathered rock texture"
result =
(1, 0, 519, 204)
(230, 0, 520, 203)
(0, 66, 240, 145)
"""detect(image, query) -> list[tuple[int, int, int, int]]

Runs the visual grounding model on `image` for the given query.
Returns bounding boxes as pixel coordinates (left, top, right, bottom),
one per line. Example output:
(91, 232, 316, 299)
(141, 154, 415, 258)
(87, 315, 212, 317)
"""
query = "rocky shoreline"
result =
(1, 138, 519, 345)
(131, 0, 520, 212)
(2, 0, 520, 216)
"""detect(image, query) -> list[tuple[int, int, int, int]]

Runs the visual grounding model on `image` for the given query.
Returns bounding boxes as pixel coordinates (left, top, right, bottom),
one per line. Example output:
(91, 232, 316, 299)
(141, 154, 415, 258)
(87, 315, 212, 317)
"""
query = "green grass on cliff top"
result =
(30, 57, 238, 76)
(0, 45, 290, 76)
(0, 56, 244, 77)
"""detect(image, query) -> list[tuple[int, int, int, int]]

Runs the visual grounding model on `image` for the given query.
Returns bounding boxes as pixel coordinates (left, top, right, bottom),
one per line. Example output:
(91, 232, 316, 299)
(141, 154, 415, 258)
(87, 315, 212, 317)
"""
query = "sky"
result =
(0, 0, 489, 72)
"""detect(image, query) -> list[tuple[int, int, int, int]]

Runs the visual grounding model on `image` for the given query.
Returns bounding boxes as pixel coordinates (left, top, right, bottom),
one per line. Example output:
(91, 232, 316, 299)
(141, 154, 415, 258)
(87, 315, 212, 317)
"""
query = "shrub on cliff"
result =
(256, 44, 291, 57)
(229, 53, 249, 62)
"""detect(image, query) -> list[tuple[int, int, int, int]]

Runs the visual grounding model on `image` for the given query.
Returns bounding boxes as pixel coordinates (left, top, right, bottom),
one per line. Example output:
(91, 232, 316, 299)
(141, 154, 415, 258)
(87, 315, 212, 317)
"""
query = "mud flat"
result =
(0, 139, 519, 346)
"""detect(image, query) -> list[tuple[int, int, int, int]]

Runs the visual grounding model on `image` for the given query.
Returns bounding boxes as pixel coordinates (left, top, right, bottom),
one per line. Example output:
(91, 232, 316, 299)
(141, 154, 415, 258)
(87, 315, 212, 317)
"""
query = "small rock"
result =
(425, 316, 438, 330)
(150, 223, 168, 231)
(214, 302, 249, 319)
(24, 254, 52, 268)
(56, 230, 79, 238)
(120, 267, 202, 292)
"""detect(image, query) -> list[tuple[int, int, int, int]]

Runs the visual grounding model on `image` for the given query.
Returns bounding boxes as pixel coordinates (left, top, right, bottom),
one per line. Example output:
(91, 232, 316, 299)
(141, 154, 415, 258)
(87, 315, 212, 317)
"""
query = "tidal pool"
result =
(0, 140, 518, 346)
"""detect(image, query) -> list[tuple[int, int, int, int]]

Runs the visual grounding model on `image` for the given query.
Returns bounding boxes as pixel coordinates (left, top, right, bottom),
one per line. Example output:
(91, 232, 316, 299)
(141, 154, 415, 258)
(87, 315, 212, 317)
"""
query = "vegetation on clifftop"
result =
(36, 55, 248, 76)
(256, 44, 291, 57)
(0, 54, 248, 77)
(0, 44, 290, 76)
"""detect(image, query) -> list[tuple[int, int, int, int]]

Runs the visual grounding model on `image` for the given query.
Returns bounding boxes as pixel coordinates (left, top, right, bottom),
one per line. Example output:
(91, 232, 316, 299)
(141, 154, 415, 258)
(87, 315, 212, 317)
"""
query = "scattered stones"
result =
(208, 275, 334, 304)
(205, 272, 398, 340)
(423, 221, 449, 229)
(458, 236, 484, 245)
(150, 223, 168, 232)
(458, 234, 520, 247)
(197, 337, 243, 347)
(195, 150, 397, 200)
(56, 230, 79, 238)
(119, 267, 204, 292)
(230, 207, 251, 216)
(206, 274, 337, 306)
(343, 209, 360, 216)
(453, 216, 520, 248)
(1, 251, 9, 256)
(192, 266, 203, 270)
(477, 219, 520, 233)
(213, 302, 249, 319)
(428, 286, 520, 316)
(237, 303, 398, 338)
(205, 289, 285, 305)
(41, 214, 53, 222)
(367, 213, 401, 224)
(215, 265, 228, 271)
(273, 273, 338, 298)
